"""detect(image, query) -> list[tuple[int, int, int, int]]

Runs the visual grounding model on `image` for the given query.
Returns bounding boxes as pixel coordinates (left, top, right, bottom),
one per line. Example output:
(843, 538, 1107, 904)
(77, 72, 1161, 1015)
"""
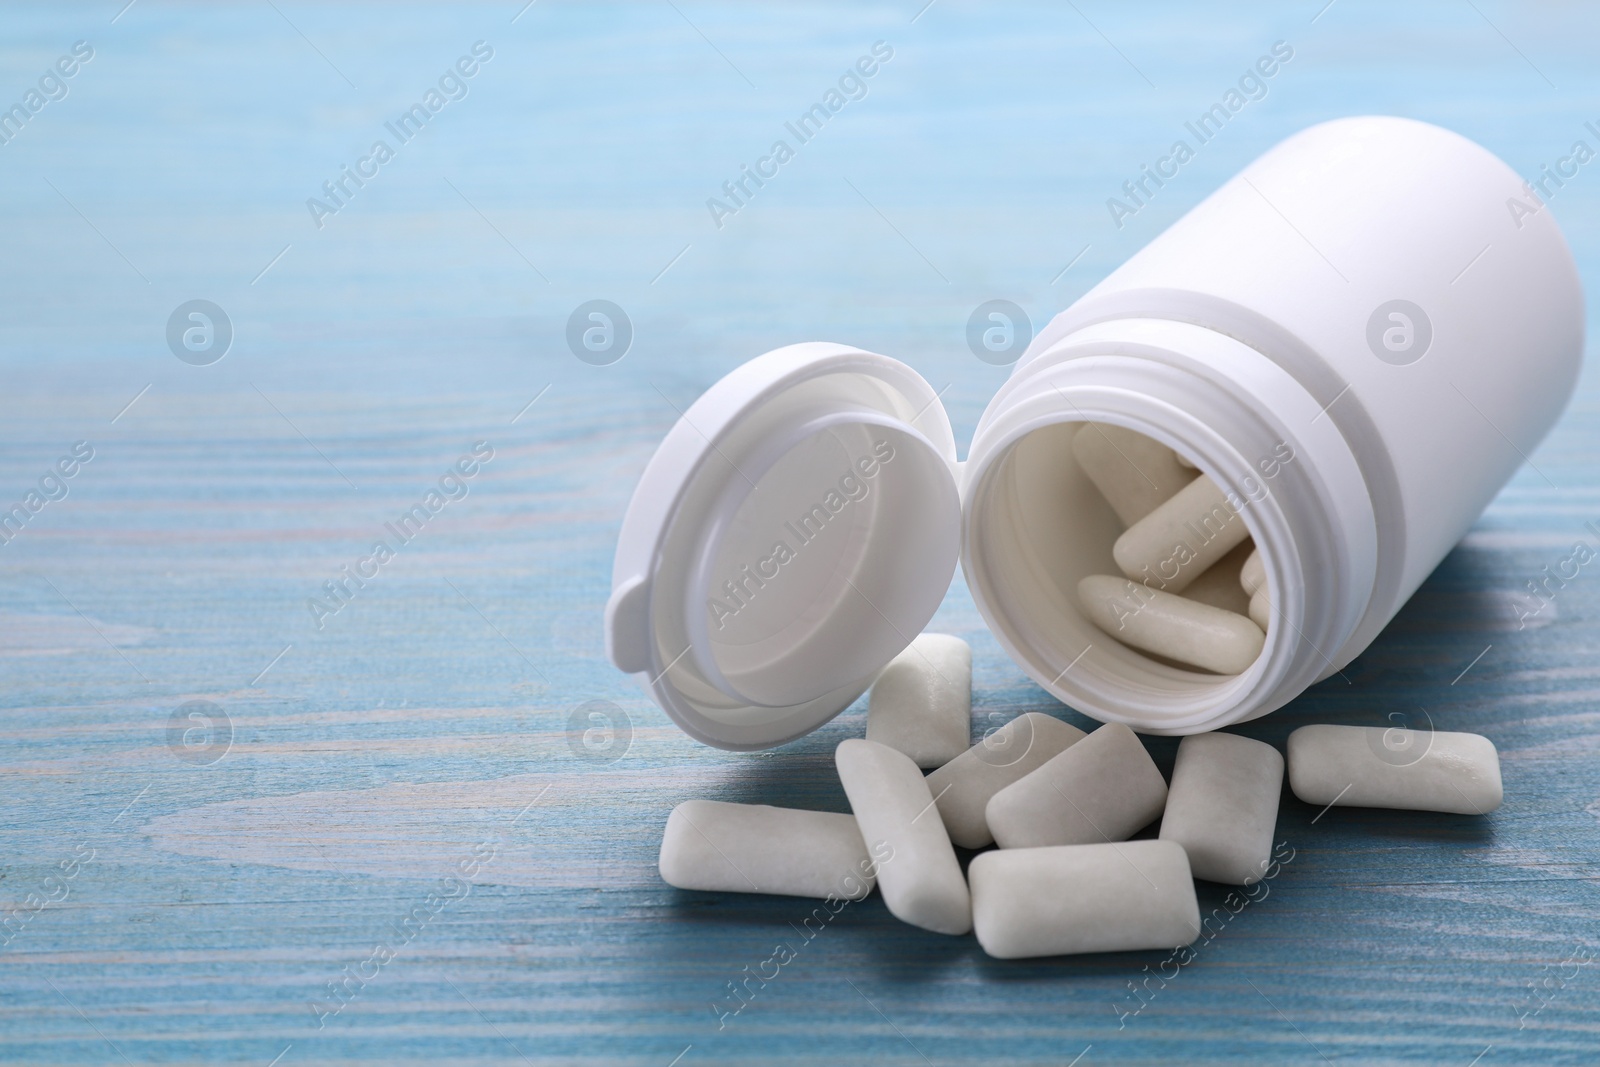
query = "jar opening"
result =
(964, 412, 1281, 732)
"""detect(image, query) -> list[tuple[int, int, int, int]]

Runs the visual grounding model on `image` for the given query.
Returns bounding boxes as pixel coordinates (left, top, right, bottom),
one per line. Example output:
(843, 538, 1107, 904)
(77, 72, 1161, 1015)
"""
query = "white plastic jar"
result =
(607, 116, 1584, 747)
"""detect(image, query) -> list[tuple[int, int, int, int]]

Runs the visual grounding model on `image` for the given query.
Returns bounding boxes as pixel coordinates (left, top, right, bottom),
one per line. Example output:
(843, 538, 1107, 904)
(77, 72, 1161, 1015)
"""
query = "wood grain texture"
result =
(2, 2, 1599, 1063)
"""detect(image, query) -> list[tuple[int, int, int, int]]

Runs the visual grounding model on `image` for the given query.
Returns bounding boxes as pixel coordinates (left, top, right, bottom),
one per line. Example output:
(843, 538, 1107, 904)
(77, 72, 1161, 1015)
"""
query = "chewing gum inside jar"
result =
(1026, 421, 1269, 678)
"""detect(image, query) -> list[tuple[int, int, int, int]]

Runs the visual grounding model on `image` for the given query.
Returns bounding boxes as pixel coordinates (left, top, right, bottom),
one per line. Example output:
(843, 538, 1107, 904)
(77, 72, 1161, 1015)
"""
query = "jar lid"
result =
(606, 343, 961, 749)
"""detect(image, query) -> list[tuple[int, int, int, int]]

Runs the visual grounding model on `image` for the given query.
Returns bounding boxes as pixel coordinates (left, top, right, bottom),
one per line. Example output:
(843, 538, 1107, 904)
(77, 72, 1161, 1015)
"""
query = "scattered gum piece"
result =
(1287, 724, 1503, 815)
(925, 712, 1087, 849)
(659, 800, 876, 899)
(866, 633, 972, 769)
(986, 722, 1168, 849)
(969, 840, 1200, 958)
(835, 739, 972, 935)
(1159, 733, 1283, 885)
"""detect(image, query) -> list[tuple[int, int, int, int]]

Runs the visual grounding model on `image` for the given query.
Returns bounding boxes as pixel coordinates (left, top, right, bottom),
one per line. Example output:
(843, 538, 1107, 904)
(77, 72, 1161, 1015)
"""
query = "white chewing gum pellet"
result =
(1180, 540, 1254, 617)
(659, 800, 876, 899)
(1247, 587, 1271, 631)
(1159, 733, 1284, 884)
(925, 712, 1087, 849)
(835, 739, 972, 935)
(1287, 725, 1503, 814)
(1113, 473, 1249, 594)
(986, 722, 1168, 849)
(1078, 575, 1265, 675)
(866, 633, 972, 769)
(1240, 547, 1266, 595)
(1071, 422, 1196, 527)
(969, 840, 1200, 958)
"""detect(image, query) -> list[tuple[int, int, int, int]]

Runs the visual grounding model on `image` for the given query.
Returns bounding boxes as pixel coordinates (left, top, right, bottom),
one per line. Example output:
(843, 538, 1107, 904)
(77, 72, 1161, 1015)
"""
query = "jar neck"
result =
(964, 318, 1377, 734)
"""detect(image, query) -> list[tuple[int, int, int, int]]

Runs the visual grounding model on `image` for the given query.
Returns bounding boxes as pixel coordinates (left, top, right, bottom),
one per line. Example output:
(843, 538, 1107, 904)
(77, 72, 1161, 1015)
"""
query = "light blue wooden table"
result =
(2, 2, 1599, 1063)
